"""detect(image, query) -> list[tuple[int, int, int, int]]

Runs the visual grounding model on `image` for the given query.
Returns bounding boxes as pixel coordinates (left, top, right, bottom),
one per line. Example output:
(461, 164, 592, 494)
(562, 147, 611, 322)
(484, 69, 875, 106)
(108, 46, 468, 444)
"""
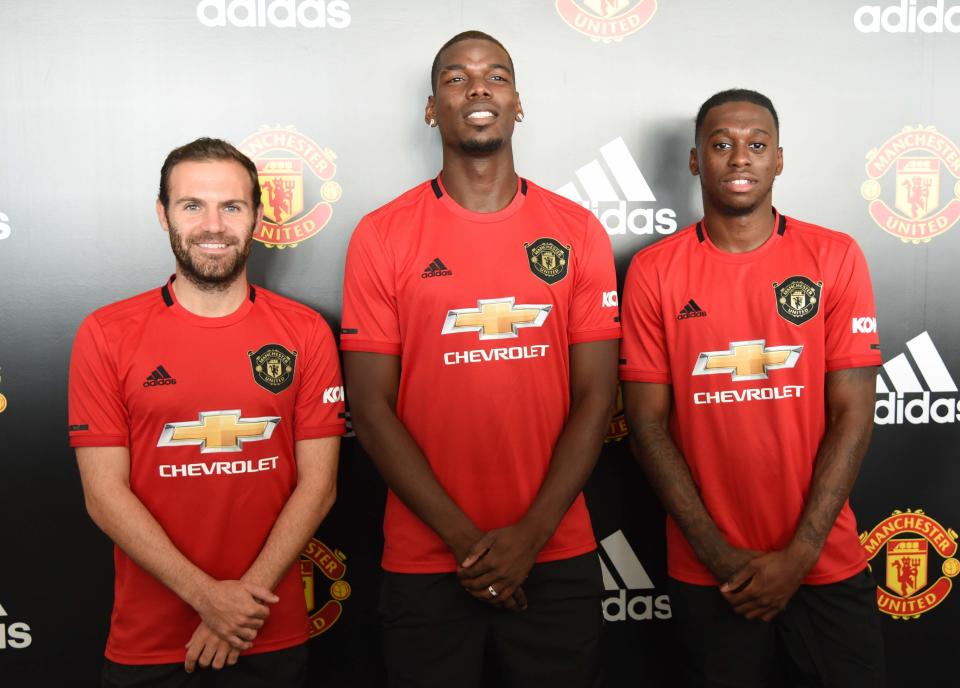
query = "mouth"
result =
(464, 109, 497, 125)
(193, 241, 233, 253)
(721, 177, 758, 192)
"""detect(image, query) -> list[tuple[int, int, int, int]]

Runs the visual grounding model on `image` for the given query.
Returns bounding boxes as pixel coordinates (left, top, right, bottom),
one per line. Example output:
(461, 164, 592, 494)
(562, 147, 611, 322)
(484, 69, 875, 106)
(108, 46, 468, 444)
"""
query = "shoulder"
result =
(524, 180, 595, 225)
(80, 287, 164, 335)
(628, 223, 699, 270)
(361, 180, 437, 230)
(783, 215, 859, 252)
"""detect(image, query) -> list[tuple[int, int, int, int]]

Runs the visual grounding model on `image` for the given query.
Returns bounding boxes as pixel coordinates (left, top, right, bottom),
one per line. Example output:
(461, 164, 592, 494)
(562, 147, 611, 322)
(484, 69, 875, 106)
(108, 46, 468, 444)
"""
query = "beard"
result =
(167, 217, 254, 292)
(460, 136, 504, 154)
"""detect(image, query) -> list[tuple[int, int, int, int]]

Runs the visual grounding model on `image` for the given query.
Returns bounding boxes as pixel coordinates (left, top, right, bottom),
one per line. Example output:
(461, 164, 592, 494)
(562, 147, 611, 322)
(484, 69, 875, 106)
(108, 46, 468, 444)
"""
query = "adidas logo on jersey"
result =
(677, 299, 707, 320)
(598, 530, 671, 622)
(875, 331, 960, 424)
(555, 136, 677, 237)
(421, 258, 453, 278)
(143, 365, 177, 387)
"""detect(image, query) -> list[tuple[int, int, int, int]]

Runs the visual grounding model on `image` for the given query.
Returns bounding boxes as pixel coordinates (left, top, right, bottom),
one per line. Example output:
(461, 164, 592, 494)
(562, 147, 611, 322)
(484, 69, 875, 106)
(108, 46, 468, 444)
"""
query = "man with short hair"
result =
(341, 31, 620, 687)
(620, 89, 885, 686)
(69, 137, 344, 687)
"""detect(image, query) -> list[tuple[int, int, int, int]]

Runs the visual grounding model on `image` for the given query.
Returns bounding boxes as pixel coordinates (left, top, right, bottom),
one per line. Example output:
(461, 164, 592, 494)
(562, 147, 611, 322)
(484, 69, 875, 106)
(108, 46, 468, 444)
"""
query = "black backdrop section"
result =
(2, 1, 960, 686)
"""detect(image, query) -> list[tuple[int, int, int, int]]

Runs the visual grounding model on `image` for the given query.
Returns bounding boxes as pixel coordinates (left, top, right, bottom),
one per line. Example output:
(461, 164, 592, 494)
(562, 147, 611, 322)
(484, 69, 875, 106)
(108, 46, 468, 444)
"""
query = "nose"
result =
(466, 74, 490, 99)
(730, 141, 751, 168)
(201, 207, 225, 232)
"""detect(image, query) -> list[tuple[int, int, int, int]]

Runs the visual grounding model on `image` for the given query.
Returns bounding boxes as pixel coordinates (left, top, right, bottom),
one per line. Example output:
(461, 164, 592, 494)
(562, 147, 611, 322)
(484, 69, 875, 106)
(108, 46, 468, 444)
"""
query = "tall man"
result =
(341, 31, 620, 687)
(620, 90, 885, 686)
(69, 138, 344, 687)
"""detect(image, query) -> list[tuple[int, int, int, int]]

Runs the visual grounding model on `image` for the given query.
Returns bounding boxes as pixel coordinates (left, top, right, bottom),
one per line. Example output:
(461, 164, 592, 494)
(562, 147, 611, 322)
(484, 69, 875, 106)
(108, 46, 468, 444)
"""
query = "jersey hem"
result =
(340, 340, 401, 356)
(570, 327, 621, 345)
(619, 369, 670, 384)
(826, 355, 882, 372)
(104, 633, 308, 666)
(381, 541, 598, 574)
(70, 435, 128, 447)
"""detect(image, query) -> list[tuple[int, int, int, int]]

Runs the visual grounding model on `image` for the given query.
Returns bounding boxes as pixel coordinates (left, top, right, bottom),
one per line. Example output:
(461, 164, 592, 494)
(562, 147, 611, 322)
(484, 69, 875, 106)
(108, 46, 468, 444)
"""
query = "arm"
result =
(185, 436, 339, 671)
(622, 382, 759, 582)
(458, 339, 619, 603)
(722, 367, 877, 620)
(75, 447, 276, 650)
(344, 351, 485, 564)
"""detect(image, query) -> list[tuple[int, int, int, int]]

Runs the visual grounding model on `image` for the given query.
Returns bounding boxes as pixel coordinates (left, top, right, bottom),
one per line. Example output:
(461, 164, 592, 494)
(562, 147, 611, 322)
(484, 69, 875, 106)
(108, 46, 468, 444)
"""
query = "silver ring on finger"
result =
(488, 585, 498, 598)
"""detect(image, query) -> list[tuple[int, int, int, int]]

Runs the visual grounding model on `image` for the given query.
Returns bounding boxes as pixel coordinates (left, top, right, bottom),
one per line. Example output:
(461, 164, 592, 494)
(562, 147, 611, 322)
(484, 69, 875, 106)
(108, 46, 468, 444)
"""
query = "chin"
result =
(460, 136, 504, 154)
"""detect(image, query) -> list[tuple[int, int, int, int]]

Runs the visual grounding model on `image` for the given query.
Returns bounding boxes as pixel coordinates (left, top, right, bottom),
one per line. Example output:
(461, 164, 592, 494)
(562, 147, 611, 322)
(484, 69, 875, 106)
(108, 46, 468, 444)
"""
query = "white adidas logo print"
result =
(875, 331, 959, 424)
(555, 137, 678, 236)
(598, 530, 671, 622)
(0, 600, 32, 650)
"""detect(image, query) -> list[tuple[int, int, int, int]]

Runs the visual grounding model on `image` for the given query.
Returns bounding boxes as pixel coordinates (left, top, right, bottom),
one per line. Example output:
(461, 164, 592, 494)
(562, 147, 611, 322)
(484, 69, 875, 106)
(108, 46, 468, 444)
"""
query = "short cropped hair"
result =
(158, 137, 261, 211)
(430, 30, 515, 94)
(694, 89, 779, 142)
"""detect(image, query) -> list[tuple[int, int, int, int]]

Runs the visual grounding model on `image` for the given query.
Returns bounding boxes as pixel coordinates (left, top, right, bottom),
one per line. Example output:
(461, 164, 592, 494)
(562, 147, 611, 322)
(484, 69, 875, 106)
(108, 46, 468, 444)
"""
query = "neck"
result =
(702, 197, 775, 253)
(439, 146, 518, 213)
(171, 268, 250, 317)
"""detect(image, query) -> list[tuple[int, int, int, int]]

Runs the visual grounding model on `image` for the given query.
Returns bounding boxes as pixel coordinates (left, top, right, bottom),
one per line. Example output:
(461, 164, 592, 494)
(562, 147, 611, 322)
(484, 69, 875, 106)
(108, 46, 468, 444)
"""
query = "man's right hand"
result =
(709, 546, 762, 589)
(194, 579, 278, 649)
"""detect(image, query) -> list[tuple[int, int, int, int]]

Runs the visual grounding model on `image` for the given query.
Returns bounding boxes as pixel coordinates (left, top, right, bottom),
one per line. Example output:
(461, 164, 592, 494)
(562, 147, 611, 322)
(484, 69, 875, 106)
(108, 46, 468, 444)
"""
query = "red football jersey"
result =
(341, 176, 620, 573)
(68, 279, 345, 664)
(620, 213, 881, 585)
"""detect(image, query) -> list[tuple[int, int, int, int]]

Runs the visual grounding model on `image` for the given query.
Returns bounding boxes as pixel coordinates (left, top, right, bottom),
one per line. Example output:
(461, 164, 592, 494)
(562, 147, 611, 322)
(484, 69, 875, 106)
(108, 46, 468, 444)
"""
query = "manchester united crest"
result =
(773, 275, 822, 326)
(861, 508, 959, 620)
(525, 238, 571, 285)
(238, 125, 342, 249)
(861, 125, 960, 244)
(248, 344, 297, 394)
(555, 0, 658, 43)
(300, 539, 351, 637)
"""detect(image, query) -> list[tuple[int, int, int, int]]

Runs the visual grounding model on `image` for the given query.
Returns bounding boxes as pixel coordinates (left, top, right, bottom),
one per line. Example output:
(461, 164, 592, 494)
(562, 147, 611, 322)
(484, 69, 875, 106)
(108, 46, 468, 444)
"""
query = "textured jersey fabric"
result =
(341, 176, 620, 573)
(620, 212, 881, 585)
(69, 278, 345, 664)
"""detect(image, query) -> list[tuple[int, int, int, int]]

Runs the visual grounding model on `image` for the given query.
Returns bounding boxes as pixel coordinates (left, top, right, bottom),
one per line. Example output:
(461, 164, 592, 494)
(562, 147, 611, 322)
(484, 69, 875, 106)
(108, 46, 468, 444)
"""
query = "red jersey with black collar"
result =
(619, 213, 881, 585)
(341, 176, 620, 573)
(68, 279, 345, 664)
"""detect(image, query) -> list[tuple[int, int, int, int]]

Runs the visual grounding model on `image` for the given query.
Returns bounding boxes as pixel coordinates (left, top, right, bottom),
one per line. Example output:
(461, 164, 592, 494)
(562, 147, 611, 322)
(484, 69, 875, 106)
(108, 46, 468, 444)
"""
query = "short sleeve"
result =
(340, 216, 401, 355)
(619, 253, 670, 384)
(294, 315, 347, 441)
(824, 239, 882, 371)
(68, 315, 129, 447)
(568, 213, 621, 344)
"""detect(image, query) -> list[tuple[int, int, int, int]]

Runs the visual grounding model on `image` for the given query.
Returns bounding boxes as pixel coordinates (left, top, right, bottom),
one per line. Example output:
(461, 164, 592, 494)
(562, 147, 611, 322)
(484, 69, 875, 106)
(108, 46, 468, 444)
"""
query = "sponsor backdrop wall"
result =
(1, 1, 958, 685)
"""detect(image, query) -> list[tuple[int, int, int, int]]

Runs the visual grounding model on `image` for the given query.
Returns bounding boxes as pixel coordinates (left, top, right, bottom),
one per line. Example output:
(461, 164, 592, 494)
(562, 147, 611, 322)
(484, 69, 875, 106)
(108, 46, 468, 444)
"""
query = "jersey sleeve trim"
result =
(569, 326, 622, 345)
(340, 340, 401, 356)
(69, 434, 129, 448)
(826, 354, 882, 372)
(295, 423, 347, 441)
(619, 369, 670, 384)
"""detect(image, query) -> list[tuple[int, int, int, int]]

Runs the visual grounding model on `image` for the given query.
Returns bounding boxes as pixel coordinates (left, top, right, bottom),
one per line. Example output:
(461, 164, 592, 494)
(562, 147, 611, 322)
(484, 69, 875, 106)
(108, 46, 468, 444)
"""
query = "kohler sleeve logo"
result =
(197, 0, 351, 28)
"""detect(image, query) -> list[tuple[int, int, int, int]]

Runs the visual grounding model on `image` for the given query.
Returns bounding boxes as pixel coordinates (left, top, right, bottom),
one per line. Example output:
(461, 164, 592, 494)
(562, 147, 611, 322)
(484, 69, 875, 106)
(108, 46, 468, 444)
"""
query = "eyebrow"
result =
(440, 62, 513, 74)
(708, 127, 773, 138)
(176, 197, 250, 207)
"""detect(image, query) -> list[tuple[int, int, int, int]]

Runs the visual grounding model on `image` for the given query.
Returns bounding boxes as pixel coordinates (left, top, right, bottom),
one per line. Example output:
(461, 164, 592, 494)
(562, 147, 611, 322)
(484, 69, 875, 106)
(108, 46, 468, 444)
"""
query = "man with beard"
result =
(620, 90, 885, 686)
(69, 138, 344, 687)
(341, 31, 619, 687)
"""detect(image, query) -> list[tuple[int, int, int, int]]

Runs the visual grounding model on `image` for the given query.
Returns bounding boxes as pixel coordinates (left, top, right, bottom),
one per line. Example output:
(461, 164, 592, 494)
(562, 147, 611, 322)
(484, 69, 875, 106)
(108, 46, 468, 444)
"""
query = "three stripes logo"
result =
(677, 299, 707, 321)
(421, 257, 452, 279)
(598, 530, 671, 622)
(144, 365, 177, 387)
(875, 331, 959, 424)
(555, 136, 677, 236)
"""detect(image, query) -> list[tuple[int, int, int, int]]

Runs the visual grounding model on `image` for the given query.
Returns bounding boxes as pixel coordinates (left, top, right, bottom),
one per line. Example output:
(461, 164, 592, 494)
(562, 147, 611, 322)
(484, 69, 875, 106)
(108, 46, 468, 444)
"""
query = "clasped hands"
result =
(456, 524, 542, 613)
(183, 578, 279, 673)
(714, 542, 819, 622)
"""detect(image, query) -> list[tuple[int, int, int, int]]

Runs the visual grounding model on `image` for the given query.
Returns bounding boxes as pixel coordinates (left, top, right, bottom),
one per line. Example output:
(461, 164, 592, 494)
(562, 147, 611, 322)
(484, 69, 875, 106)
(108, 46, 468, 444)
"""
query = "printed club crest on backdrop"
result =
(555, 0, 658, 43)
(239, 125, 341, 249)
(861, 125, 960, 243)
(861, 509, 960, 620)
(772, 275, 822, 326)
(300, 539, 351, 637)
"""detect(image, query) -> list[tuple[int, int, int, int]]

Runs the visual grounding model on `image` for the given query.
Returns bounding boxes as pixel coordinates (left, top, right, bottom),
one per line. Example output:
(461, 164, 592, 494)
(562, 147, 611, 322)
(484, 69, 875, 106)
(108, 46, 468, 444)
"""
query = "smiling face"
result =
(690, 101, 783, 216)
(156, 159, 261, 290)
(425, 38, 523, 156)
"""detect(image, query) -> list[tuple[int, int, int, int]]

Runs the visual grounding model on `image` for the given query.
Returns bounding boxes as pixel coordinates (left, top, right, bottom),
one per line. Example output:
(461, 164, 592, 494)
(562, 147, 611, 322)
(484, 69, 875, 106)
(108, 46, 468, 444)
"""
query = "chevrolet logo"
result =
(441, 297, 551, 340)
(157, 410, 280, 453)
(693, 340, 803, 381)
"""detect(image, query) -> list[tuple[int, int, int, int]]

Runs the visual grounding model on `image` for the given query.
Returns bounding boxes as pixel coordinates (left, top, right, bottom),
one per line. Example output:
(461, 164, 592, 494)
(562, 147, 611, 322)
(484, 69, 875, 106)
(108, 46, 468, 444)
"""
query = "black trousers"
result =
(380, 551, 603, 688)
(669, 568, 886, 688)
(101, 643, 307, 688)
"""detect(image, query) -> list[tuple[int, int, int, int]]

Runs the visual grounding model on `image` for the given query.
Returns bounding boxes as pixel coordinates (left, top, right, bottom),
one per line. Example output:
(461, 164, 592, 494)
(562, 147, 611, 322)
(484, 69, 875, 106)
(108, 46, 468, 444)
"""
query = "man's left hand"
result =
(720, 544, 817, 621)
(457, 525, 540, 608)
(184, 622, 240, 673)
